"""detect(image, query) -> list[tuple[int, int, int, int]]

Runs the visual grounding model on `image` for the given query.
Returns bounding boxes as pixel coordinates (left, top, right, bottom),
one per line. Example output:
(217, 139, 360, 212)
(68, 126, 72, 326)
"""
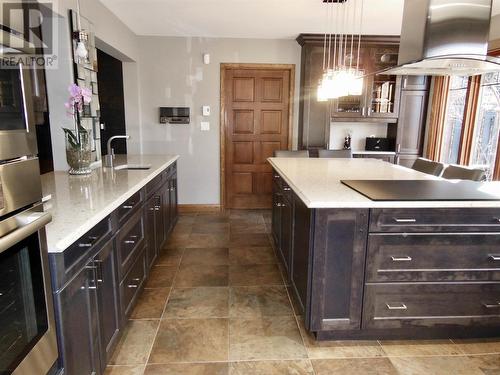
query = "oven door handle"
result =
(0, 210, 52, 254)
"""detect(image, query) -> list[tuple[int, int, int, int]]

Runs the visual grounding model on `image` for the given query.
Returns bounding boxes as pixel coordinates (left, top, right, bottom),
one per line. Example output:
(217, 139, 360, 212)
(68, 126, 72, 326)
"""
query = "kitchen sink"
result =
(114, 164, 152, 171)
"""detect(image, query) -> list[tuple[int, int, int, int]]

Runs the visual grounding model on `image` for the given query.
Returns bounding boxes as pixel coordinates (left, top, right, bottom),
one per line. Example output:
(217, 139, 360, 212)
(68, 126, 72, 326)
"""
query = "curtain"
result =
(457, 75, 481, 165)
(425, 76, 450, 161)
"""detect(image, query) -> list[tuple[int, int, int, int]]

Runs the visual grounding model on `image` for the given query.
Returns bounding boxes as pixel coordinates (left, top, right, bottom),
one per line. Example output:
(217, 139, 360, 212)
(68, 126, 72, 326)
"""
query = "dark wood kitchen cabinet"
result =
(271, 167, 500, 341)
(271, 172, 293, 276)
(50, 161, 178, 375)
(296, 34, 401, 150)
(56, 261, 100, 375)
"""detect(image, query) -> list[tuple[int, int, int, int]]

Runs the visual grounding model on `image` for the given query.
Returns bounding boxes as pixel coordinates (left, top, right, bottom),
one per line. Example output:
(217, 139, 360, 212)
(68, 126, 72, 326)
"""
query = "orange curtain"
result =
(426, 76, 451, 161)
(457, 75, 481, 165)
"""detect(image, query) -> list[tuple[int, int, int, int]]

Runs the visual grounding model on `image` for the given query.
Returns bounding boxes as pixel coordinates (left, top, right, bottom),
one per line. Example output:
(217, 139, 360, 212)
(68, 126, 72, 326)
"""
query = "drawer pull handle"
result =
(124, 240, 136, 245)
(386, 303, 407, 310)
(128, 284, 139, 289)
(274, 175, 280, 179)
(283, 187, 291, 191)
(482, 302, 500, 309)
(123, 204, 135, 209)
(78, 243, 93, 248)
(494, 217, 500, 223)
(391, 256, 412, 262)
(393, 218, 417, 223)
(489, 255, 500, 261)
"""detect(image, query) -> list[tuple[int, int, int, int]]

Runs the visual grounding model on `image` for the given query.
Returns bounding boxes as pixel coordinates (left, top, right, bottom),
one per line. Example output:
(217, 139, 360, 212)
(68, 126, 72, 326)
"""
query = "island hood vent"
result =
(382, 0, 500, 76)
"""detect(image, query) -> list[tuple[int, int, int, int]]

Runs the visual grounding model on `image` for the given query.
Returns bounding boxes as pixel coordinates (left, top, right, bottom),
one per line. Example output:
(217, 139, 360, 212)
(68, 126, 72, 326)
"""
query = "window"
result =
(440, 76, 469, 164)
(470, 72, 500, 180)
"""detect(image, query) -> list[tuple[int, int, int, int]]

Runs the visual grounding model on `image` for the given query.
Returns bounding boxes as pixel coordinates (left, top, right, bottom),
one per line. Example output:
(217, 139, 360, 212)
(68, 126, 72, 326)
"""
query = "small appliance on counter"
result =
(365, 137, 394, 152)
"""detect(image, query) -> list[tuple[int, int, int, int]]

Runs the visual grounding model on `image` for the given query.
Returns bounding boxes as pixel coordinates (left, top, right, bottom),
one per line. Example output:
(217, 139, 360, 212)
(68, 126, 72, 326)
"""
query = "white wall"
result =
(133, 36, 301, 205)
(44, 0, 139, 170)
(329, 122, 389, 150)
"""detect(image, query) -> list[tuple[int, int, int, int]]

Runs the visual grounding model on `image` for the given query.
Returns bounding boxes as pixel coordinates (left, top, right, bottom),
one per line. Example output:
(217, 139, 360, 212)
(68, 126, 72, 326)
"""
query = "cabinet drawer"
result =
(116, 191, 143, 224)
(120, 248, 146, 318)
(370, 208, 500, 233)
(282, 180, 292, 201)
(363, 283, 500, 330)
(272, 171, 282, 188)
(117, 208, 145, 277)
(366, 233, 500, 282)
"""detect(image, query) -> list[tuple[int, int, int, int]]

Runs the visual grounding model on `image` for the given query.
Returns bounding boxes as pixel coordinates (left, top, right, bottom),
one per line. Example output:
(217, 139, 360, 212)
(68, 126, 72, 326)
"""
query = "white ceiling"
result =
(100, 0, 500, 39)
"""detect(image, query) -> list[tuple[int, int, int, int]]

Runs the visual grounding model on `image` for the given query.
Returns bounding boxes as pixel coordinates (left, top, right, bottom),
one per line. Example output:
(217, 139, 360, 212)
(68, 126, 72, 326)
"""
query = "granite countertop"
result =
(42, 154, 179, 253)
(268, 157, 500, 209)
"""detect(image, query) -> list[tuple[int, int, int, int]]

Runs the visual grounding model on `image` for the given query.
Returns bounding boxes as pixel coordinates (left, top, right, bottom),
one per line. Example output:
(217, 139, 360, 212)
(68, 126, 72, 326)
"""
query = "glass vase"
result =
(65, 130, 92, 175)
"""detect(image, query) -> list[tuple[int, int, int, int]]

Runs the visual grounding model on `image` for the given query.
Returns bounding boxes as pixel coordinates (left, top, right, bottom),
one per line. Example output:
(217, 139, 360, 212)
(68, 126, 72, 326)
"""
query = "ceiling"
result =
(100, 0, 500, 39)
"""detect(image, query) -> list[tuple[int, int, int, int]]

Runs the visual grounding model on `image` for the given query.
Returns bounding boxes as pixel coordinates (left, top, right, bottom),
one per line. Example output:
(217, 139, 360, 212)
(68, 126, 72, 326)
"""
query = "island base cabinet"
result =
(363, 283, 500, 330)
(309, 208, 369, 332)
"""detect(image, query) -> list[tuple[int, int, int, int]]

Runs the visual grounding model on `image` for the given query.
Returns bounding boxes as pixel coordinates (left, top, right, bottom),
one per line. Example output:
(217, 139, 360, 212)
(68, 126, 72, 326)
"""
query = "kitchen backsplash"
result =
(329, 122, 388, 150)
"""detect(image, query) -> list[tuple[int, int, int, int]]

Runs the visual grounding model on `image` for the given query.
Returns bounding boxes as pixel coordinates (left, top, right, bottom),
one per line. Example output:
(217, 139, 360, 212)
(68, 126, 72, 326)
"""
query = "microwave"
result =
(0, 62, 37, 161)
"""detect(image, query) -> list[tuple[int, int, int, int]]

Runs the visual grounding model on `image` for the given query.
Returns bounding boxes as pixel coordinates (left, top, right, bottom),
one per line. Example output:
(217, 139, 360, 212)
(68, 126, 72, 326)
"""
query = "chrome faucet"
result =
(104, 135, 130, 168)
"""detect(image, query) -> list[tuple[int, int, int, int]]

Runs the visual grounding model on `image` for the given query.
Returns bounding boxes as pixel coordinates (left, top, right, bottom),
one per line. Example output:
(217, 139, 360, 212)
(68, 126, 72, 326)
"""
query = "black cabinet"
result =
(50, 161, 179, 374)
(94, 240, 120, 368)
(271, 175, 293, 276)
(56, 262, 100, 375)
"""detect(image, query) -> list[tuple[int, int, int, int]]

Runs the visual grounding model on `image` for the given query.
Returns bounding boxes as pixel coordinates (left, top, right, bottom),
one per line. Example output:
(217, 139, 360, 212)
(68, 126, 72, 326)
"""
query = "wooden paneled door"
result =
(221, 64, 294, 209)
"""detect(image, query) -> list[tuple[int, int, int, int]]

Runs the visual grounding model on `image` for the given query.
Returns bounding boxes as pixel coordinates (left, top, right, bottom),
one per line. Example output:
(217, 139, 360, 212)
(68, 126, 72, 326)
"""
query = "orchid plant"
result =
(62, 83, 92, 149)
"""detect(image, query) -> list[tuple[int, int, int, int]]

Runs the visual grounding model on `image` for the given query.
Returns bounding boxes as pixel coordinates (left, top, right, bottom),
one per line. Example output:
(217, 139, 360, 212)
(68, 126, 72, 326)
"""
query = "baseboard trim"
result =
(178, 204, 222, 213)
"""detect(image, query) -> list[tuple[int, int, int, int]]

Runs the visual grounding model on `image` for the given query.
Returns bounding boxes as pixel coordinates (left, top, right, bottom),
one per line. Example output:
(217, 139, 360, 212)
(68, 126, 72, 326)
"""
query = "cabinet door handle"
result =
(123, 204, 135, 209)
(78, 243, 93, 248)
(273, 175, 280, 179)
(391, 256, 412, 262)
(393, 218, 417, 223)
(494, 217, 500, 223)
(403, 77, 408, 89)
(128, 284, 139, 289)
(124, 240, 136, 245)
(489, 255, 500, 261)
(283, 187, 291, 191)
(482, 302, 500, 309)
(94, 260, 103, 283)
(386, 302, 407, 310)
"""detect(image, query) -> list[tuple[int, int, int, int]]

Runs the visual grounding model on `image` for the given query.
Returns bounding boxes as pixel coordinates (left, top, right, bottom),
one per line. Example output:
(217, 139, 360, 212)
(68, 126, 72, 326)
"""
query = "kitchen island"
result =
(41, 155, 179, 375)
(268, 157, 500, 340)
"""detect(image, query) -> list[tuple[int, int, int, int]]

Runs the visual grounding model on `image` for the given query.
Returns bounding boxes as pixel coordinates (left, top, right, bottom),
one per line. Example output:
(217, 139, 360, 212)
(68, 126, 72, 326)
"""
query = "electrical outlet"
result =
(202, 105, 211, 116)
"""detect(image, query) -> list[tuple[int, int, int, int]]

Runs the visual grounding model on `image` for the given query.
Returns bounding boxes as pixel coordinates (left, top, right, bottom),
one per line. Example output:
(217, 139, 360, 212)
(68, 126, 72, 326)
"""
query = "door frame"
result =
(220, 63, 295, 210)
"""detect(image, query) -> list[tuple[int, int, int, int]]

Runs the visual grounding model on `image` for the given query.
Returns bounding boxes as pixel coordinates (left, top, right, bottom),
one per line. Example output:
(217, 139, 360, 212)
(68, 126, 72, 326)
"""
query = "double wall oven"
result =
(0, 41, 58, 375)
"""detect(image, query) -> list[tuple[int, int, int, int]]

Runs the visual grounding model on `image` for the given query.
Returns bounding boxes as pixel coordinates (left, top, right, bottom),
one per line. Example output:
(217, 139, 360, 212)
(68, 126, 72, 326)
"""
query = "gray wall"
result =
(132, 36, 301, 205)
(44, 0, 139, 170)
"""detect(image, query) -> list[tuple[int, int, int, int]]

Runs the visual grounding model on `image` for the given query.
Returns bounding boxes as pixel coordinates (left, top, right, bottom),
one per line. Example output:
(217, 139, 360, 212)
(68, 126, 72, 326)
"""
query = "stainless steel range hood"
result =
(383, 0, 500, 76)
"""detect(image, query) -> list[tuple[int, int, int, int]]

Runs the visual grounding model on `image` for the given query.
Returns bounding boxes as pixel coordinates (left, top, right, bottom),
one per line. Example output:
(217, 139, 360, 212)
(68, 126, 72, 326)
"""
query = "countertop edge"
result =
(48, 155, 179, 253)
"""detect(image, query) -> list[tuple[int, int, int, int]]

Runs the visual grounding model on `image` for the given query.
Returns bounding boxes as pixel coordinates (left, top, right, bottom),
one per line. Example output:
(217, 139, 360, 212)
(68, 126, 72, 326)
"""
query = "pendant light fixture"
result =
(73, 0, 89, 62)
(317, 0, 365, 101)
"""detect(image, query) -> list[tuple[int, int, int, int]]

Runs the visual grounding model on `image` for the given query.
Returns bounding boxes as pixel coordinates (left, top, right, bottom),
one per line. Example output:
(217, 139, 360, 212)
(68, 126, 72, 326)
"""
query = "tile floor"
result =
(105, 210, 500, 375)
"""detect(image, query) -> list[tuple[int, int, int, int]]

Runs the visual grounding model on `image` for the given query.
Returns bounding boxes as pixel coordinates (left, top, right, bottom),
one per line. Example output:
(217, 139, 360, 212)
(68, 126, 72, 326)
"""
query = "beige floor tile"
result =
(187, 233, 230, 248)
(453, 338, 500, 355)
(229, 210, 265, 224)
(181, 248, 229, 266)
(170, 223, 193, 235)
(297, 319, 384, 359)
(467, 354, 500, 374)
(229, 360, 314, 374)
(148, 318, 229, 363)
(228, 247, 276, 265)
(229, 316, 307, 360)
(229, 286, 292, 318)
(389, 355, 484, 375)
(163, 287, 229, 318)
(177, 214, 197, 225)
(191, 222, 230, 234)
(175, 265, 229, 287)
(156, 248, 184, 267)
(229, 233, 271, 247)
(229, 264, 283, 286)
(131, 288, 170, 319)
(312, 358, 398, 375)
(109, 320, 159, 365)
(195, 214, 230, 224)
(145, 266, 177, 288)
(145, 363, 228, 375)
(165, 233, 190, 249)
(230, 220, 268, 234)
(380, 339, 462, 357)
(104, 365, 145, 375)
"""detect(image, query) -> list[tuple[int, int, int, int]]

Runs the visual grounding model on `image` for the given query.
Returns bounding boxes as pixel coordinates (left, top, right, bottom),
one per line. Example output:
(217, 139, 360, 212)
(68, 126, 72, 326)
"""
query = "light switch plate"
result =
(201, 121, 210, 131)
(202, 105, 211, 116)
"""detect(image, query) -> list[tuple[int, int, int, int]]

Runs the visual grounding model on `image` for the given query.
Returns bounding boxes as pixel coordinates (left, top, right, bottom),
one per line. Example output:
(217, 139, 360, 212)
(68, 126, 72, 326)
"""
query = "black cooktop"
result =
(341, 180, 500, 201)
